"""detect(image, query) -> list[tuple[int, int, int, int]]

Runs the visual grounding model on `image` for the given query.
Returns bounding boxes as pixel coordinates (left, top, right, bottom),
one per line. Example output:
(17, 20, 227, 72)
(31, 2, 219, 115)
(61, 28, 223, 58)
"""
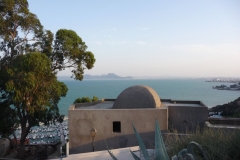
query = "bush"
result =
(81, 97, 92, 103)
(73, 96, 99, 104)
(166, 128, 240, 160)
(92, 96, 99, 102)
(73, 98, 82, 103)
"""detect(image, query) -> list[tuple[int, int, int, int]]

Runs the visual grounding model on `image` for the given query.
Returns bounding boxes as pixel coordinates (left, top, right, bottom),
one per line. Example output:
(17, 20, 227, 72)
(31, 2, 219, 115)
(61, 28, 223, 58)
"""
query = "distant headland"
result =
(58, 73, 133, 80)
(83, 73, 133, 80)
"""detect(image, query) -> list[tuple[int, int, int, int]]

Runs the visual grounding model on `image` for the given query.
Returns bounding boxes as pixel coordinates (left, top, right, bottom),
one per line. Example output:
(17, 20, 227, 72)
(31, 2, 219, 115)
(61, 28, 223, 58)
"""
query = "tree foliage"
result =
(0, 101, 19, 150)
(52, 29, 95, 80)
(92, 96, 99, 102)
(210, 97, 240, 118)
(0, 0, 95, 80)
(73, 96, 99, 104)
(5, 52, 68, 124)
(0, 0, 95, 158)
(0, 101, 19, 136)
(0, 0, 43, 58)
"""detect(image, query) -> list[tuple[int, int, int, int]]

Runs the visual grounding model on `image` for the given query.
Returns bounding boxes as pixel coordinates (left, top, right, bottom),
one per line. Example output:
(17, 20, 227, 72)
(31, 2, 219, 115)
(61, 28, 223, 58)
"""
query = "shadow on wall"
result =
(168, 106, 208, 133)
(69, 131, 160, 154)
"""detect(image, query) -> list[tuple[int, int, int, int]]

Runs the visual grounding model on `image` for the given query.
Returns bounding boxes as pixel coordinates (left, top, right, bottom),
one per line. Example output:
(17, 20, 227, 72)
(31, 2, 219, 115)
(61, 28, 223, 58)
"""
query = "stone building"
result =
(68, 85, 208, 154)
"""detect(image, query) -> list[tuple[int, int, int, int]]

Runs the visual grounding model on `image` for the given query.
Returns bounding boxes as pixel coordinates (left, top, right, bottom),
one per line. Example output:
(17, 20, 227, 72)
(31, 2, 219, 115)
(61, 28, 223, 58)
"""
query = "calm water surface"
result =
(58, 79, 240, 115)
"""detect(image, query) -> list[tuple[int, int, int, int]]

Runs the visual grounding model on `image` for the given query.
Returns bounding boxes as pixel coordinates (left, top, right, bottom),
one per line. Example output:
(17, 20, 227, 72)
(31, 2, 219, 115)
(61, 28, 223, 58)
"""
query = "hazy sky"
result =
(28, 0, 240, 77)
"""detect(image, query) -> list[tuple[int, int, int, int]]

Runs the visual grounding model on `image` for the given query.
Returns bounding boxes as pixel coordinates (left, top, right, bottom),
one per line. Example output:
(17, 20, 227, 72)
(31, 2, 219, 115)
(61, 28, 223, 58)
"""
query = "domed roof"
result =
(112, 85, 161, 109)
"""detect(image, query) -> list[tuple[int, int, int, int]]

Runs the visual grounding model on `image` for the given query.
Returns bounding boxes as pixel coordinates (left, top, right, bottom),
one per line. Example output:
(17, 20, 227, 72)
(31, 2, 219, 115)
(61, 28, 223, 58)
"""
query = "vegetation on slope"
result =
(209, 97, 240, 118)
(166, 128, 240, 160)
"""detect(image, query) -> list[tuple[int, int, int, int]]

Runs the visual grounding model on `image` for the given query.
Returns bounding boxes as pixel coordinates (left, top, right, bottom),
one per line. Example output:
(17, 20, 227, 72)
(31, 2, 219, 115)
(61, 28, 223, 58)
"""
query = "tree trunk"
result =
(17, 125, 30, 159)
(17, 144, 25, 159)
(17, 133, 27, 159)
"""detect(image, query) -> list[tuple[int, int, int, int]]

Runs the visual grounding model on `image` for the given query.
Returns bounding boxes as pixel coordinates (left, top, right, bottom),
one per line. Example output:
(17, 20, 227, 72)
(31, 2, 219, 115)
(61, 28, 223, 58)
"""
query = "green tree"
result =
(81, 97, 92, 103)
(0, 0, 95, 158)
(92, 96, 99, 102)
(2, 53, 68, 157)
(0, 0, 95, 80)
(52, 29, 95, 80)
(73, 98, 82, 104)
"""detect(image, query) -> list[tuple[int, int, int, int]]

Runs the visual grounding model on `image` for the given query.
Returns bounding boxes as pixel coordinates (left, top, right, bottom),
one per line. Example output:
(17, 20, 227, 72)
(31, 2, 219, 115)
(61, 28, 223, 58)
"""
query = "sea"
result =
(58, 79, 240, 116)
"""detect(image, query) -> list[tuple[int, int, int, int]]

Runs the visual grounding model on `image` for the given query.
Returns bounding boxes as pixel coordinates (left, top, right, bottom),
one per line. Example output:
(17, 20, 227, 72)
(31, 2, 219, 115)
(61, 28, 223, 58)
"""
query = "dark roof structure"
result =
(112, 85, 162, 109)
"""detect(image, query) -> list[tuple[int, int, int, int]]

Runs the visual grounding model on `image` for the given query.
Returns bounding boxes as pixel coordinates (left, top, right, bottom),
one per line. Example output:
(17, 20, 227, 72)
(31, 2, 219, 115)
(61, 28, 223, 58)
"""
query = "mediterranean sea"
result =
(58, 79, 240, 116)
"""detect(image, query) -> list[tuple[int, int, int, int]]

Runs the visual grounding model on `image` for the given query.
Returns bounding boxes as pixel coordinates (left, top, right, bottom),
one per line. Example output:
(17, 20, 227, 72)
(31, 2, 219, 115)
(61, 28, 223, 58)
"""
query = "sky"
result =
(28, 0, 240, 78)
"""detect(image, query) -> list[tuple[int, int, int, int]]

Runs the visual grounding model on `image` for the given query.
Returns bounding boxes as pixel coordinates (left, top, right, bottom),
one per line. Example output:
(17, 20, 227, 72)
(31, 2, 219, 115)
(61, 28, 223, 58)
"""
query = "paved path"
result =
(50, 146, 155, 160)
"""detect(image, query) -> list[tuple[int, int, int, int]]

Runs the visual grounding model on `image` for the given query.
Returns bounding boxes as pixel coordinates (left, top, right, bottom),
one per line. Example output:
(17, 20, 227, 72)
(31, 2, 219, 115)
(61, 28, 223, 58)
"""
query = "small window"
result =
(113, 121, 121, 133)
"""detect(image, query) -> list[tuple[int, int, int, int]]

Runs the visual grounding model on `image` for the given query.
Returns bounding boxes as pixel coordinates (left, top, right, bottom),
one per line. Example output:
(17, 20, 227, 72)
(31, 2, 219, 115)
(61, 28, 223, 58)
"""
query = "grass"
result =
(165, 127, 240, 160)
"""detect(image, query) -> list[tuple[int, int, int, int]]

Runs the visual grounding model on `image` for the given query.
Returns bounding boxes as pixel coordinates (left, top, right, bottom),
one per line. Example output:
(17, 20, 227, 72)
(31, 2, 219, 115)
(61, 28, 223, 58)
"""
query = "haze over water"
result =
(58, 79, 240, 115)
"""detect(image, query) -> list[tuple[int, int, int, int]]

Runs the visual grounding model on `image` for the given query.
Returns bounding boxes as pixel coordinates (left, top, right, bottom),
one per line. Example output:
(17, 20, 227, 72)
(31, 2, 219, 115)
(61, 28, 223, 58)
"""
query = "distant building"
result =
(68, 85, 208, 154)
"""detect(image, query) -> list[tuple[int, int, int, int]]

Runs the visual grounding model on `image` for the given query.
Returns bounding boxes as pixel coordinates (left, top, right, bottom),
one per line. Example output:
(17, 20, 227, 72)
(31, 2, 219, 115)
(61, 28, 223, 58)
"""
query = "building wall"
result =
(168, 105, 209, 133)
(68, 106, 168, 153)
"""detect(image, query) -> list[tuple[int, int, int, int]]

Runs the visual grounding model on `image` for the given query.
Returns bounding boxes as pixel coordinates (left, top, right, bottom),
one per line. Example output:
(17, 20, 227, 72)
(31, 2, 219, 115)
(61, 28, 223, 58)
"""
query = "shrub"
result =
(81, 97, 92, 103)
(107, 120, 207, 160)
(166, 128, 240, 160)
(73, 98, 82, 103)
(73, 96, 99, 103)
(92, 96, 99, 102)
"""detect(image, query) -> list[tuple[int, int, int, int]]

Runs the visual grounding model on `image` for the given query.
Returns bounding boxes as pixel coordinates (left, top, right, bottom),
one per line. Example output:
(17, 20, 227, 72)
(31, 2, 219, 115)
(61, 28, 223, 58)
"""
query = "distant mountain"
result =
(83, 73, 133, 80)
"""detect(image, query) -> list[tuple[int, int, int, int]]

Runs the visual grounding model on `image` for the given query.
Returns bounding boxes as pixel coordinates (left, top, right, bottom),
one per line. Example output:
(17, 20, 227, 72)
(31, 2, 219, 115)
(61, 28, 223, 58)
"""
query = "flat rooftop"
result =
(76, 101, 114, 109)
(163, 102, 202, 107)
(74, 99, 204, 110)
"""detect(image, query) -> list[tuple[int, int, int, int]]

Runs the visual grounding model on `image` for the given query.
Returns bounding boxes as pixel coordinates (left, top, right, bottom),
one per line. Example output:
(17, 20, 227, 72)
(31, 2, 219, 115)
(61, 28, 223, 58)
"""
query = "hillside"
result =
(209, 97, 240, 118)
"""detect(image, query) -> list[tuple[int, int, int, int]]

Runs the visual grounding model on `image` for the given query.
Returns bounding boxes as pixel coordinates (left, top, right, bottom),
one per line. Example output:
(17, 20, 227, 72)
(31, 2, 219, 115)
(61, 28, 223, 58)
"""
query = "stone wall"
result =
(68, 107, 168, 153)
(0, 138, 10, 157)
(168, 105, 208, 133)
